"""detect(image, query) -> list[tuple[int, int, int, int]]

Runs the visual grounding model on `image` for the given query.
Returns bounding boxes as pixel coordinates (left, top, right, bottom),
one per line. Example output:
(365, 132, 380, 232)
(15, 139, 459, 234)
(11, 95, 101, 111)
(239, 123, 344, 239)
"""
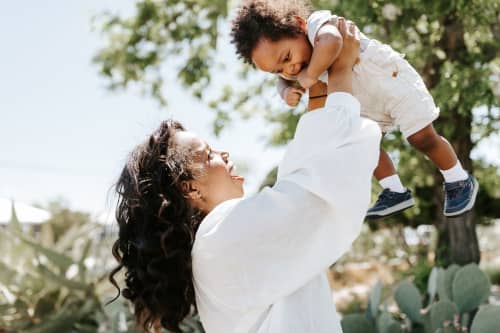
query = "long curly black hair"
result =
(231, 0, 312, 64)
(109, 120, 205, 332)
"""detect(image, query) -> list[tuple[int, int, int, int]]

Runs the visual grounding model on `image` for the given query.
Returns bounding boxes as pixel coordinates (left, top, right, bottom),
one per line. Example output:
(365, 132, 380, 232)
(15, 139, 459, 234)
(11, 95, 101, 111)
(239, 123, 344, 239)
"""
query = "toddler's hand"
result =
(280, 86, 305, 106)
(297, 69, 317, 90)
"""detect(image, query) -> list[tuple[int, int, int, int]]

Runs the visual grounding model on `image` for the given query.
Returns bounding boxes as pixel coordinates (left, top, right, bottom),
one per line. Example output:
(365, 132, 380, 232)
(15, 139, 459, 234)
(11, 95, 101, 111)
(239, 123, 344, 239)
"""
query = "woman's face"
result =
(175, 131, 244, 213)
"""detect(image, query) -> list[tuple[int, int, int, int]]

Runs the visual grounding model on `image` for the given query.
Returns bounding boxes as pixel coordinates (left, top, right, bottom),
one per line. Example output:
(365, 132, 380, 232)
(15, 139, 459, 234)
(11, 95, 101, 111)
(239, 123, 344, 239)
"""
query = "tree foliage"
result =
(94, 0, 500, 255)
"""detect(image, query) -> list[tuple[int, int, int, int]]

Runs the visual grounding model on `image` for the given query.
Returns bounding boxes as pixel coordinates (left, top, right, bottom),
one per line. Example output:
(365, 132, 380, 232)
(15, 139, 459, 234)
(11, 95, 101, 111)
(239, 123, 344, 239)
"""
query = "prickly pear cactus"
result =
(370, 280, 382, 317)
(452, 263, 490, 313)
(470, 305, 500, 333)
(436, 326, 461, 333)
(429, 300, 459, 332)
(437, 264, 460, 301)
(340, 313, 376, 333)
(427, 267, 439, 302)
(394, 280, 423, 324)
(377, 311, 402, 333)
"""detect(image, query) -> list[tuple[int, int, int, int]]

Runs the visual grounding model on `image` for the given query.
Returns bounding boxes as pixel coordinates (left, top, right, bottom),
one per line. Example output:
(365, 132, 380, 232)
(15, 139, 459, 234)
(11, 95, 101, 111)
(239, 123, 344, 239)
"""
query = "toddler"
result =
(231, 0, 478, 218)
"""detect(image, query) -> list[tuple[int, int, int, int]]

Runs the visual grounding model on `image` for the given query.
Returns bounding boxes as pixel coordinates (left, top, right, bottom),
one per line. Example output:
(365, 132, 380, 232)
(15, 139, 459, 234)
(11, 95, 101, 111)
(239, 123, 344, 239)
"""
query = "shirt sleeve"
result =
(193, 93, 381, 310)
(306, 10, 339, 45)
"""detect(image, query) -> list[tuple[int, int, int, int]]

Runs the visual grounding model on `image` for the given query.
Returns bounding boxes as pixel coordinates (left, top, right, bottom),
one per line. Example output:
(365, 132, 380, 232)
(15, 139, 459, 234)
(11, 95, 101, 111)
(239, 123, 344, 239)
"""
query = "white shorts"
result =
(352, 39, 440, 138)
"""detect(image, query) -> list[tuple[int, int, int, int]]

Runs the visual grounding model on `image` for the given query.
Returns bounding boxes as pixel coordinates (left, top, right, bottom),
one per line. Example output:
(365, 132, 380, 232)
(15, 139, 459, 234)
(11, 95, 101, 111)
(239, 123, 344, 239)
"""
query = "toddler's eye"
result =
(284, 52, 290, 62)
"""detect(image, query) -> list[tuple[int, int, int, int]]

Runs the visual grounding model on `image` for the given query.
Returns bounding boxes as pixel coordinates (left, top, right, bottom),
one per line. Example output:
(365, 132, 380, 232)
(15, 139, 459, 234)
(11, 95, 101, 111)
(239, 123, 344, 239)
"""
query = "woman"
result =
(110, 21, 381, 333)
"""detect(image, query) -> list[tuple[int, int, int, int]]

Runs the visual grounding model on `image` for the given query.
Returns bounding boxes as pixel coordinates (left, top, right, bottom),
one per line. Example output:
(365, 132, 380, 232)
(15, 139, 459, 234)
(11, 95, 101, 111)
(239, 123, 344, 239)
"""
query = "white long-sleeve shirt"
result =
(192, 93, 381, 333)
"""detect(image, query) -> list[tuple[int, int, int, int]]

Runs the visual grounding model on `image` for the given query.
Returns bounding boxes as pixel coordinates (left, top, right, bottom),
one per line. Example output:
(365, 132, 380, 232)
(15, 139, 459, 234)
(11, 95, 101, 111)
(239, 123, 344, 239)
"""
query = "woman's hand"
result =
(331, 18, 360, 72)
(327, 18, 359, 95)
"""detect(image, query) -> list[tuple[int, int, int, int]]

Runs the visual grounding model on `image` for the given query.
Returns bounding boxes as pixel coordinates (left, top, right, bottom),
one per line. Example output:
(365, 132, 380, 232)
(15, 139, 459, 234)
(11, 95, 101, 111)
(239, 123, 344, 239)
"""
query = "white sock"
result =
(379, 174, 406, 193)
(440, 161, 468, 183)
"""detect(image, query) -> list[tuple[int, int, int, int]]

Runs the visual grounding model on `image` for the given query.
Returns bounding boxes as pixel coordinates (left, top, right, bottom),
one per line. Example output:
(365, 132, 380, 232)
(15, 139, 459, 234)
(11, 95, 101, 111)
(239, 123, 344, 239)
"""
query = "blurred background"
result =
(0, 0, 498, 332)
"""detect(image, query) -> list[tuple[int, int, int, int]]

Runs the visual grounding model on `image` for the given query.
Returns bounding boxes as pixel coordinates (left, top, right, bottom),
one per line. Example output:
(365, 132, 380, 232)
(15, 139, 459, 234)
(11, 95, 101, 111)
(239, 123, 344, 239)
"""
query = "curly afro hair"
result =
(231, 0, 312, 64)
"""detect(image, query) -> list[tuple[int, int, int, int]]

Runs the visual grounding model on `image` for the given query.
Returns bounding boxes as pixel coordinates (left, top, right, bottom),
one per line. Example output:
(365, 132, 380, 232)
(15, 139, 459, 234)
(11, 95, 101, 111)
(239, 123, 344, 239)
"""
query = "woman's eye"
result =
(284, 53, 290, 62)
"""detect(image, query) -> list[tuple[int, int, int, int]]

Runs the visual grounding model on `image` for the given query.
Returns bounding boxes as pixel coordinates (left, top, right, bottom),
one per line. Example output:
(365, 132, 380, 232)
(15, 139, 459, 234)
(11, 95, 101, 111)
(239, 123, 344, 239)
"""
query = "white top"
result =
(307, 10, 370, 84)
(192, 93, 381, 332)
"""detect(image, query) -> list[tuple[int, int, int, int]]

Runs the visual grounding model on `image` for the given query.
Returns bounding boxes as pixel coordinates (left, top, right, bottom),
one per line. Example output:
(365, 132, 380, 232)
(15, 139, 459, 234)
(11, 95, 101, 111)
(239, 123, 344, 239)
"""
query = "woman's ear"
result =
(181, 180, 200, 200)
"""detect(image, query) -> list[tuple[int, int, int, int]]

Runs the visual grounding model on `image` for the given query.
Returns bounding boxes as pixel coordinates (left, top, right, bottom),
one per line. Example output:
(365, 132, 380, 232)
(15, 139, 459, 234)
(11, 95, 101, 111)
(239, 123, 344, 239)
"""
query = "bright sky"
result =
(0, 1, 498, 219)
(0, 1, 285, 218)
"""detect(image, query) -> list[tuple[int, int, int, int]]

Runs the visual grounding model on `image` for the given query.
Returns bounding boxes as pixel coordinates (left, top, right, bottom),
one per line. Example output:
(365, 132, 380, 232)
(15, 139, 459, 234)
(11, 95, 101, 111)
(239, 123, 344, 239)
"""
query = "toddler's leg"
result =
(374, 149, 400, 187)
(407, 124, 478, 216)
(407, 124, 462, 172)
(366, 146, 414, 220)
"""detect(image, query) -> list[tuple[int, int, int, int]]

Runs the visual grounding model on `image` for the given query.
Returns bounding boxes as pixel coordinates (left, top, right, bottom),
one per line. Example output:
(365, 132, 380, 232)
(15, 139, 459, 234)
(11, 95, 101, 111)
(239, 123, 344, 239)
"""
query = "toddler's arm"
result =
(277, 76, 305, 107)
(297, 22, 343, 89)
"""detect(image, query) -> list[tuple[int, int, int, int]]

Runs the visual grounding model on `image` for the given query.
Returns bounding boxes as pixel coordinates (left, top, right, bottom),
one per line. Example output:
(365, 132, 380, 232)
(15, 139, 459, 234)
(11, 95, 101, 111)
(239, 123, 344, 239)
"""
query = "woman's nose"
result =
(221, 151, 229, 162)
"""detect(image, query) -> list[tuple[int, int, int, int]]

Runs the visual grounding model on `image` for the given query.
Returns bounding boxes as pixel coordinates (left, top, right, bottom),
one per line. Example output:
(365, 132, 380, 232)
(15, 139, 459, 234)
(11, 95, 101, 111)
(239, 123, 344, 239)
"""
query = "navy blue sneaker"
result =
(366, 188, 415, 219)
(443, 174, 479, 217)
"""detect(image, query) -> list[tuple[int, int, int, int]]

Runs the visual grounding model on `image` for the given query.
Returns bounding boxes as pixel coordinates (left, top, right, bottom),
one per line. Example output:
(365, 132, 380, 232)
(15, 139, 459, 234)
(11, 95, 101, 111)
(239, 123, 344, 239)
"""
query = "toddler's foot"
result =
(443, 174, 479, 217)
(366, 189, 414, 220)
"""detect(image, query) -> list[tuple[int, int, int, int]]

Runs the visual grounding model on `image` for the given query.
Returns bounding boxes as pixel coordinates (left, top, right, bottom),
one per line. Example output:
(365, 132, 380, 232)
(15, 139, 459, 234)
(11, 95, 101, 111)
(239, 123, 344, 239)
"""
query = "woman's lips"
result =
(229, 165, 244, 181)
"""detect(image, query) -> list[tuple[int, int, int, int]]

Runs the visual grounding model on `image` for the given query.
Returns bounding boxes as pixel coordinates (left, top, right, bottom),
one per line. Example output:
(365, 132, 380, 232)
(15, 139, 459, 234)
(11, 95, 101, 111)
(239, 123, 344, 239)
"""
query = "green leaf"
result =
(18, 235, 75, 273)
(37, 264, 88, 291)
(8, 202, 22, 234)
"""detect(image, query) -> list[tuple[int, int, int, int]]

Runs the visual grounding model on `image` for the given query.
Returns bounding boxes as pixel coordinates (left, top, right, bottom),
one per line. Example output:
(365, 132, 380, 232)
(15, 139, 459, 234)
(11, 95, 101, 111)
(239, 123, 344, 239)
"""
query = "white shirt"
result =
(307, 10, 370, 84)
(192, 93, 381, 332)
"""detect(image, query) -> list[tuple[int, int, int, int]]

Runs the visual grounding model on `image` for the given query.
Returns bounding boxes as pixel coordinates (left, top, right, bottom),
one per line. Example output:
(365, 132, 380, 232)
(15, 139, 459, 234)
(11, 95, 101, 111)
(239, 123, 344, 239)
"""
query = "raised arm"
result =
(297, 22, 343, 89)
(193, 20, 381, 310)
(307, 23, 343, 80)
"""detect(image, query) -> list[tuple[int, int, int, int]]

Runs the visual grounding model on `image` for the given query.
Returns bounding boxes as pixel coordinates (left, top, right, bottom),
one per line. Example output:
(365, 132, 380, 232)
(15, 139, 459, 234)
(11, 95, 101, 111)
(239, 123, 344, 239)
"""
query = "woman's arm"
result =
(307, 81, 327, 111)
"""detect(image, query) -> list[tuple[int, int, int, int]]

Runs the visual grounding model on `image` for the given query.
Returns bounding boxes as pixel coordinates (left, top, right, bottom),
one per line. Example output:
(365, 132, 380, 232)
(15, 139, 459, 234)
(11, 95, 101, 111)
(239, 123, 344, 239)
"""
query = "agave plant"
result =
(0, 205, 131, 333)
(0, 204, 206, 333)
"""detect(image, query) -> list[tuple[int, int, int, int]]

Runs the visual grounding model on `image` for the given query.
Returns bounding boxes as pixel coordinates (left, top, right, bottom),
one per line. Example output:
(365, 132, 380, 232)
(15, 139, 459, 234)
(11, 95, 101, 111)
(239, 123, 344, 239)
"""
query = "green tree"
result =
(94, 0, 500, 265)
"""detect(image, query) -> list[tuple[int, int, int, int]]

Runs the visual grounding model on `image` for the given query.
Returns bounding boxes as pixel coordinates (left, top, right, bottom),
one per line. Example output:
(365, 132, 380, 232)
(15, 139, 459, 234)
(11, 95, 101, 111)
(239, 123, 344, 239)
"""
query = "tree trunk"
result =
(447, 212, 480, 264)
(433, 104, 480, 266)
(434, 190, 481, 266)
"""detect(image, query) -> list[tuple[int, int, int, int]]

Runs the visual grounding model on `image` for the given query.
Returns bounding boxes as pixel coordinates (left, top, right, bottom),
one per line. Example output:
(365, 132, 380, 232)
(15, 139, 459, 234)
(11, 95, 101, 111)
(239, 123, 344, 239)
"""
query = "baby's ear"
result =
(293, 15, 307, 32)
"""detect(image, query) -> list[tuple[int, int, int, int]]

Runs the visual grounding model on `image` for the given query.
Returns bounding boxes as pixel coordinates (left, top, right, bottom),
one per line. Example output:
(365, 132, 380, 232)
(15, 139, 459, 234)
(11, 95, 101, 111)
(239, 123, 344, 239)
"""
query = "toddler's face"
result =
(251, 34, 312, 80)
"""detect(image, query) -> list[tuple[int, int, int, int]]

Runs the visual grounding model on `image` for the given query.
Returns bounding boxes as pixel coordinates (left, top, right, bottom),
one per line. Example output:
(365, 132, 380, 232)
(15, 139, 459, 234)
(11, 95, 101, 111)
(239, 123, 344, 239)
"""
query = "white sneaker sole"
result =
(444, 177, 479, 217)
(366, 197, 415, 219)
